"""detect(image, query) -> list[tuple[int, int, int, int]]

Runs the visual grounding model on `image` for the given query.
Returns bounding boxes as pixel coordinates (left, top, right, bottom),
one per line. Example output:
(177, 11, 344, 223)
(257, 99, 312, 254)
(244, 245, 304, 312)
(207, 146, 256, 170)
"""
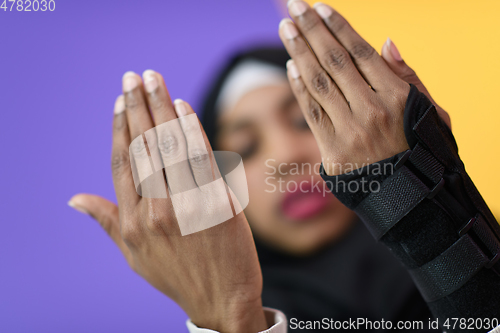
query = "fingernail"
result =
(122, 71, 138, 93)
(286, 59, 301, 79)
(174, 99, 188, 117)
(143, 70, 158, 93)
(280, 18, 299, 40)
(314, 2, 333, 19)
(387, 38, 403, 61)
(288, 0, 308, 16)
(68, 200, 89, 215)
(114, 95, 125, 115)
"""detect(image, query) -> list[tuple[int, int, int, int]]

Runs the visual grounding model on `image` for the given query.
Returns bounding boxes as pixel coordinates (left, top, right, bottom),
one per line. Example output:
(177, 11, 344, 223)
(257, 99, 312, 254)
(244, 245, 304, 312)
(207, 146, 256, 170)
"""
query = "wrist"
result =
(191, 298, 268, 333)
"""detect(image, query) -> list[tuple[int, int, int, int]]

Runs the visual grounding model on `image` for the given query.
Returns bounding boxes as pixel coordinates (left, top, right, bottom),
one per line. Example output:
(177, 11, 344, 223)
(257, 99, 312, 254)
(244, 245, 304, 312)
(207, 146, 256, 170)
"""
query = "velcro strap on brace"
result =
(354, 140, 500, 300)
(356, 164, 430, 240)
(409, 214, 499, 302)
(356, 144, 445, 240)
(321, 84, 500, 306)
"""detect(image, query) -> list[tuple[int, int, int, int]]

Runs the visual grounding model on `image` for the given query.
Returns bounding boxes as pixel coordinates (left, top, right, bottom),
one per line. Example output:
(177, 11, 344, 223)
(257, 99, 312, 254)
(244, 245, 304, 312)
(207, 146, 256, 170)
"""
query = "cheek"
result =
(243, 160, 279, 220)
(302, 132, 323, 164)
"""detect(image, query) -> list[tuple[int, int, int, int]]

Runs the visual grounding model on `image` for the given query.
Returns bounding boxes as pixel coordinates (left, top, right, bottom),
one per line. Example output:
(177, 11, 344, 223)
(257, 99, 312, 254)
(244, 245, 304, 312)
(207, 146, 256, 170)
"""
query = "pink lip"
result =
(280, 179, 332, 221)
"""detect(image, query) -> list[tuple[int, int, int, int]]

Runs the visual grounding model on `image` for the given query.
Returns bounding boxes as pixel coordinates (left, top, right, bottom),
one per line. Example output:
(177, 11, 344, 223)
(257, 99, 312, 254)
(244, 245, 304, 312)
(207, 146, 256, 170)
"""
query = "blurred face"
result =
(216, 81, 356, 255)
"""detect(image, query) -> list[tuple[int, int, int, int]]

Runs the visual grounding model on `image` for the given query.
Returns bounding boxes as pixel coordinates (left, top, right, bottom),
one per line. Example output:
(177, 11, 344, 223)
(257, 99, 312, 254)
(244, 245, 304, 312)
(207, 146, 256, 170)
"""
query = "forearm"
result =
(321, 84, 500, 332)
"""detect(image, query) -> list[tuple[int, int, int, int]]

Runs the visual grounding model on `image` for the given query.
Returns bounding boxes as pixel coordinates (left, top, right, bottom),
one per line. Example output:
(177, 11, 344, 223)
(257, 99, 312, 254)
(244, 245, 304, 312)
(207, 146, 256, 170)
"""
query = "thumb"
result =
(381, 38, 434, 102)
(381, 38, 451, 129)
(68, 194, 132, 262)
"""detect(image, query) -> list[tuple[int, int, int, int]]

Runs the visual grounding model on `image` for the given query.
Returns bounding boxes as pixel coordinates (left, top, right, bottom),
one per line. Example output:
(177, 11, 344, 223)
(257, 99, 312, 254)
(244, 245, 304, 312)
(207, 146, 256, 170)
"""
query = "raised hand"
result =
(69, 70, 267, 332)
(279, 1, 450, 175)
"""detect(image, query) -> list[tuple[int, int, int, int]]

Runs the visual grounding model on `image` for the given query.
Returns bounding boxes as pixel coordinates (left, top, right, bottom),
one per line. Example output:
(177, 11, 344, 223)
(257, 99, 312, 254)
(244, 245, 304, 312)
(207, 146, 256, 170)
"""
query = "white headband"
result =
(215, 59, 288, 114)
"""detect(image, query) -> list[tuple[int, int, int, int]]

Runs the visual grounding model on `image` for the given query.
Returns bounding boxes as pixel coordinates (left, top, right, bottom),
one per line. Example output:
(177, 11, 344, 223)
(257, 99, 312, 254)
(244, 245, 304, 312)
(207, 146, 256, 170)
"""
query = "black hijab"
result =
(199, 46, 436, 332)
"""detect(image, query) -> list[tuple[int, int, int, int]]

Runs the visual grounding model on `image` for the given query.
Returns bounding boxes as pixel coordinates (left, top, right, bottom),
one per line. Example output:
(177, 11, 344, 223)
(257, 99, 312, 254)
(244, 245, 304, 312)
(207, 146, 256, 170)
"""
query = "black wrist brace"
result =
(321, 84, 500, 331)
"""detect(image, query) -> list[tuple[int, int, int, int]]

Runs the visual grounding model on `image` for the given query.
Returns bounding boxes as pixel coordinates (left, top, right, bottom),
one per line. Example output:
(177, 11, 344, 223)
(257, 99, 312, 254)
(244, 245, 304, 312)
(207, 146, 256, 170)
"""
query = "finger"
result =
(313, 2, 399, 90)
(122, 71, 155, 140)
(174, 99, 238, 221)
(279, 18, 350, 122)
(286, 59, 335, 144)
(140, 69, 183, 194)
(112, 95, 140, 209)
(68, 193, 133, 263)
(381, 38, 451, 128)
(287, 0, 371, 103)
(123, 72, 168, 198)
(142, 70, 177, 125)
(174, 99, 219, 188)
(151, 103, 197, 196)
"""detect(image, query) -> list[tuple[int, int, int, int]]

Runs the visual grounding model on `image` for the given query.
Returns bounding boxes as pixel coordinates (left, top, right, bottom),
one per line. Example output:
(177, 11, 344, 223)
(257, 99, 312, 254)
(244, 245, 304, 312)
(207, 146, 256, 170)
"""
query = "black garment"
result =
(257, 220, 436, 332)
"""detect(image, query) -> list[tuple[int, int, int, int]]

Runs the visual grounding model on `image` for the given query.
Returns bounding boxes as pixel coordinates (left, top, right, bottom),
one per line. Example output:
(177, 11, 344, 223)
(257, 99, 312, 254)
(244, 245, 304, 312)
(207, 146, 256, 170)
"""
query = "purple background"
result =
(0, 0, 282, 331)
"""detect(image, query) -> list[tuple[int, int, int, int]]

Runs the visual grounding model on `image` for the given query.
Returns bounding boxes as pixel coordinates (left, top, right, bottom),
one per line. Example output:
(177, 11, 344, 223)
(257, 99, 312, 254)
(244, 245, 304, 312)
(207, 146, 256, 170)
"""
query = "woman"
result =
(68, 1, 500, 332)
